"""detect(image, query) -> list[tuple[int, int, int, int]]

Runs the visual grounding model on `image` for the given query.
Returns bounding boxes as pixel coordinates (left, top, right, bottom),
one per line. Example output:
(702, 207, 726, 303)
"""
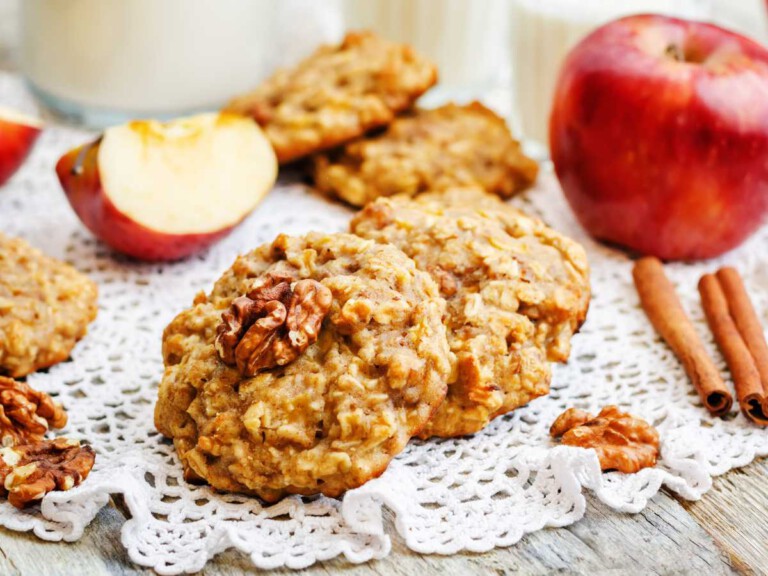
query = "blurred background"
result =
(0, 0, 766, 144)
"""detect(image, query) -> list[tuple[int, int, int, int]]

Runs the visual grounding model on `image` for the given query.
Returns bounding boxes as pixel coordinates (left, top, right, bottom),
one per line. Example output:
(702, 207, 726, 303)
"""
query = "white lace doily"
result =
(1, 72, 767, 575)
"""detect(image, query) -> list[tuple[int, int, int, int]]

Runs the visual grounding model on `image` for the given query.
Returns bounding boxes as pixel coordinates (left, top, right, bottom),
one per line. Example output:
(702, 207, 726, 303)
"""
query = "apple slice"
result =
(56, 112, 278, 261)
(0, 106, 42, 186)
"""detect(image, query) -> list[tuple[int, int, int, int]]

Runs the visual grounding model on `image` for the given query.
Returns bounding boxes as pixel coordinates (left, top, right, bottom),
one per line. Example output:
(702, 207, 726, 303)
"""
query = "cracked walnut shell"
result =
(550, 406, 660, 473)
(0, 437, 96, 508)
(0, 376, 67, 447)
(215, 273, 332, 376)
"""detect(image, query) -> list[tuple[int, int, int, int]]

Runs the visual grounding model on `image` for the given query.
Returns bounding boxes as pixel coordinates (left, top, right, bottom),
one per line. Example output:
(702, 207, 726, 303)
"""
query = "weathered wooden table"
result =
(0, 457, 766, 575)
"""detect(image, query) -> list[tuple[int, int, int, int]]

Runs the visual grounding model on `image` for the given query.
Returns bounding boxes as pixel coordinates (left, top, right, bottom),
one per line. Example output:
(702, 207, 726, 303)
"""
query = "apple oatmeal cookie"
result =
(224, 31, 437, 164)
(155, 232, 452, 501)
(0, 233, 98, 378)
(351, 189, 590, 438)
(313, 102, 539, 206)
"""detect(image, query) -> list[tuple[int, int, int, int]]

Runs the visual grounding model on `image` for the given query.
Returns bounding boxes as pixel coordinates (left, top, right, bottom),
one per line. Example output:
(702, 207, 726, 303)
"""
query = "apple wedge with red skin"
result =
(56, 112, 278, 262)
(56, 138, 235, 261)
(550, 15, 768, 261)
(0, 107, 42, 186)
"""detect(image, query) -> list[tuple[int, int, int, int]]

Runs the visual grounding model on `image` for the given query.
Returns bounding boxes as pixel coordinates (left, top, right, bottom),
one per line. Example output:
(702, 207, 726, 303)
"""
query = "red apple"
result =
(56, 112, 278, 261)
(550, 14, 768, 260)
(0, 106, 42, 186)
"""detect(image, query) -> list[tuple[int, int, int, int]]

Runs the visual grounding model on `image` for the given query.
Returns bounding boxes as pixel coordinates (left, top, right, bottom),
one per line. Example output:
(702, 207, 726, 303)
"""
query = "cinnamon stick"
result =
(632, 257, 732, 416)
(715, 267, 768, 416)
(698, 274, 768, 426)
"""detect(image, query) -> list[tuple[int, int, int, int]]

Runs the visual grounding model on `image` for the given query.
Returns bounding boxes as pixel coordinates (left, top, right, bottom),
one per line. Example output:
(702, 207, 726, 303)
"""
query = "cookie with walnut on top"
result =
(155, 232, 452, 501)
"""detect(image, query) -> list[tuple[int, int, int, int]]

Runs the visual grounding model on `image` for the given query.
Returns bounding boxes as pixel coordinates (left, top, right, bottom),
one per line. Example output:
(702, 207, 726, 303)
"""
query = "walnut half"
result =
(215, 273, 332, 376)
(0, 437, 96, 508)
(550, 405, 660, 474)
(0, 376, 68, 447)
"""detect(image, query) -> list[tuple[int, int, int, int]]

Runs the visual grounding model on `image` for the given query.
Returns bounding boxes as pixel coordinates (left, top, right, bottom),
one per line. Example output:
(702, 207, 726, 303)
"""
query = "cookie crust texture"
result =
(155, 232, 452, 501)
(225, 31, 438, 164)
(351, 190, 590, 438)
(0, 233, 98, 378)
(313, 102, 539, 206)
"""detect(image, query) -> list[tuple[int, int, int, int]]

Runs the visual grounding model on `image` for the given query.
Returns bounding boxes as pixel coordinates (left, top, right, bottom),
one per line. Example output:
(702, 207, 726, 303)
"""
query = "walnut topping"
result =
(0, 376, 67, 447)
(235, 300, 289, 375)
(214, 273, 292, 365)
(550, 406, 660, 473)
(0, 437, 96, 508)
(215, 273, 332, 376)
(285, 279, 333, 349)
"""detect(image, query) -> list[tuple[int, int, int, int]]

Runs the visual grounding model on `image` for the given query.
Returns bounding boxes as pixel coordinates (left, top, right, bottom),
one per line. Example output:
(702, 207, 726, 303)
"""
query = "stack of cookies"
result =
(156, 31, 590, 502)
(155, 190, 590, 501)
(225, 30, 539, 207)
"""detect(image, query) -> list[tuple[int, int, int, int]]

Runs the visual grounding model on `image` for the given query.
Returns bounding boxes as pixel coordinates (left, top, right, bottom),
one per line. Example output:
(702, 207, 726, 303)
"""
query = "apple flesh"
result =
(56, 113, 278, 261)
(0, 106, 42, 186)
(550, 14, 768, 260)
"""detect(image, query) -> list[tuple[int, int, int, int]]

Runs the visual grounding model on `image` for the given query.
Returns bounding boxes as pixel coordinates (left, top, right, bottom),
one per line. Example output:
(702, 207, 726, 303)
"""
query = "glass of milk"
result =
(707, 0, 768, 42)
(343, 0, 510, 102)
(19, 0, 343, 128)
(510, 0, 711, 153)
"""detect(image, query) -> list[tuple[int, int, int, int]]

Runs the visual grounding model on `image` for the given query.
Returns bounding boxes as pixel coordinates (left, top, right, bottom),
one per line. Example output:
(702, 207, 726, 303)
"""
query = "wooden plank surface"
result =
(2, 457, 767, 575)
(683, 458, 768, 574)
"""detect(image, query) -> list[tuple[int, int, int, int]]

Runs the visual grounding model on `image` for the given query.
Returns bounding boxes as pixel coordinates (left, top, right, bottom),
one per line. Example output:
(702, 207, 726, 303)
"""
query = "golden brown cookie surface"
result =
(313, 102, 538, 206)
(155, 232, 452, 501)
(225, 31, 437, 164)
(351, 190, 590, 438)
(0, 233, 98, 378)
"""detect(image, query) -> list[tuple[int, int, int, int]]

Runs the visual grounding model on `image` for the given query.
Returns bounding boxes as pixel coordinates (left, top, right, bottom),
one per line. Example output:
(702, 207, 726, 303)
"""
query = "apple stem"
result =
(665, 44, 685, 62)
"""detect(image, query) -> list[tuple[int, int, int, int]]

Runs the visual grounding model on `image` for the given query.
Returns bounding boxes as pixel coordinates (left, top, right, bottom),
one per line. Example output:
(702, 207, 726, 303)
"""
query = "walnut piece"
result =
(285, 279, 333, 349)
(235, 300, 289, 375)
(214, 273, 292, 365)
(0, 437, 95, 508)
(549, 407, 592, 438)
(550, 405, 660, 473)
(215, 273, 332, 376)
(0, 376, 67, 447)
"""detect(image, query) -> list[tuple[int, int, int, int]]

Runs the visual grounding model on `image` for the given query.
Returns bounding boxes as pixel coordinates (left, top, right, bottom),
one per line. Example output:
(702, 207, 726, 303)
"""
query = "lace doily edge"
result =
(0, 438, 760, 574)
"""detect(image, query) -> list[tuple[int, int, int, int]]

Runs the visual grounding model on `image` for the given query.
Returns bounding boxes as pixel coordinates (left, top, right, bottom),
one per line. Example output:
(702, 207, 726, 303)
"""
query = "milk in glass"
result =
(19, 0, 342, 127)
(343, 0, 509, 97)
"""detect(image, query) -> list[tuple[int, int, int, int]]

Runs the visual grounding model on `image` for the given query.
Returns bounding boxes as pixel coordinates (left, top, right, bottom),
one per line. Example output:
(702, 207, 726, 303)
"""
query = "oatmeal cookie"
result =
(224, 31, 437, 164)
(0, 233, 98, 378)
(313, 102, 539, 206)
(155, 232, 451, 501)
(351, 189, 590, 438)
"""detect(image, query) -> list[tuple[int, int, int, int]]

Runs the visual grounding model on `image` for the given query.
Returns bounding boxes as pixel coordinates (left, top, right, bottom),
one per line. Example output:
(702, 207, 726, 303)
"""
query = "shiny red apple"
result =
(550, 14, 768, 260)
(56, 112, 278, 261)
(0, 106, 42, 186)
